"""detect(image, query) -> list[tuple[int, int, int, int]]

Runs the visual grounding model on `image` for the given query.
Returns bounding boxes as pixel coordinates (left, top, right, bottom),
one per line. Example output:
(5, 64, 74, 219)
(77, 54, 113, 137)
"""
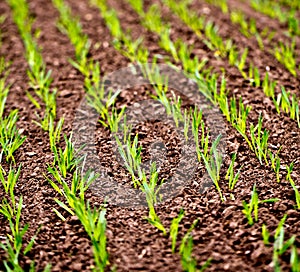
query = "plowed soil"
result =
(0, 0, 300, 271)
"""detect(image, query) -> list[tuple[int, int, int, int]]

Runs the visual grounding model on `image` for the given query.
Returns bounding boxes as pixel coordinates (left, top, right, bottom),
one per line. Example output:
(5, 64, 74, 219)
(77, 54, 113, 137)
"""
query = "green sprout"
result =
(242, 184, 279, 225)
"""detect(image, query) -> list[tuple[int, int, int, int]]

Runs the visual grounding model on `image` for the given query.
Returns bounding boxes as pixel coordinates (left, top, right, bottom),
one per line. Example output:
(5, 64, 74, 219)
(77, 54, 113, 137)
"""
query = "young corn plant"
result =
(141, 162, 167, 236)
(52, 0, 90, 67)
(231, 96, 252, 137)
(179, 219, 212, 272)
(249, 114, 270, 165)
(225, 153, 242, 190)
(8, 0, 57, 131)
(201, 134, 223, 201)
(273, 40, 298, 77)
(0, 109, 26, 163)
(0, 196, 46, 272)
(206, 0, 228, 13)
(48, 166, 108, 272)
(229, 10, 264, 50)
(248, 62, 261, 87)
(0, 60, 26, 163)
(170, 209, 185, 253)
(0, 164, 21, 208)
(250, 0, 290, 23)
(115, 131, 143, 187)
(272, 218, 297, 271)
(285, 162, 300, 210)
(273, 86, 300, 128)
(191, 107, 209, 161)
(163, 0, 205, 38)
(268, 148, 282, 183)
(262, 72, 277, 99)
(242, 184, 279, 225)
(48, 134, 79, 179)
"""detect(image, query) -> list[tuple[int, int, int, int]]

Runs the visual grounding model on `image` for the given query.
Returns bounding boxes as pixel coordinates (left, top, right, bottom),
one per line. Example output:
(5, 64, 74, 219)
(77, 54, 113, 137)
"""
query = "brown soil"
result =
(0, 0, 299, 271)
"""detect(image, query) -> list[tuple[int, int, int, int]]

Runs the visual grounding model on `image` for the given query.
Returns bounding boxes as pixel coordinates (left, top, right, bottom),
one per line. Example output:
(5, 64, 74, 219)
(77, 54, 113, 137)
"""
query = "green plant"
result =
(268, 148, 281, 183)
(250, 0, 290, 23)
(225, 153, 242, 190)
(49, 117, 64, 150)
(8, 0, 57, 131)
(206, 0, 228, 13)
(262, 72, 277, 98)
(286, 162, 294, 183)
(115, 131, 142, 187)
(242, 184, 279, 225)
(0, 164, 21, 208)
(0, 110, 26, 163)
(286, 163, 300, 210)
(201, 134, 223, 201)
(0, 196, 43, 271)
(48, 165, 108, 272)
(142, 163, 167, 236)
(262, 224, 270, 245)
(170, 209, 185, 253)
(273, 86, 300, 127)
(179, 219, 212, 272)
(50, 134, 79, 178)
(231, 96, 251, 136)
(273, 39, 297, 77)
(249, 114, 269, 165)
(290, 245, 300, 272)
(191, 107, 209, 161)
(273, 221, 296, 271)
(53, 0, 90, 64)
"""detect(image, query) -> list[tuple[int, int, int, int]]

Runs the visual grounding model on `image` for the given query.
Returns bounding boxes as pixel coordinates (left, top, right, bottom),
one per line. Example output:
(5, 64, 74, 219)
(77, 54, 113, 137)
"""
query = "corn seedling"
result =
(8, 0, 57, 131)
(170, 209, 185, 253)
(262, 72, 277, 98)
(183, 108, 191, 141)
(201, 134, 223, 201)
(273, 86, 300, 127)
(286, 162, 294, 183)
(163, 0, 205, 38)
(206, 0, 228, 13)
(0, 57, 10, 117)
(142, 163, 167, 236)
(273, 222, 296, 271)
(249, 114, 269, 165)
(229, 10, 264, 50)
(48, 158, 108, 272)
(250, 0, 290, 23)
(286, 163, 300, 210)
(262, 214, 298, 270)
(191, 107, 209, 160)
(273, 40, 297, 77)
(179, 219, 212, 272)
(0, 196, 43, 271)
(115, 131, 142, 187)
(53, 0, 90, 65)
(225, 153, 242, 190)
(49, 116, 64, 150)
(262, 224, 270, 245)
(231, 96, 251, 136)
(290, 246, 300, 272)
(268, 148, 282, 183)
(242, 184, 279, 225)
(50, 134, 79, 178)
(0, 110, 26, 163)
(0, 164, 21, 208)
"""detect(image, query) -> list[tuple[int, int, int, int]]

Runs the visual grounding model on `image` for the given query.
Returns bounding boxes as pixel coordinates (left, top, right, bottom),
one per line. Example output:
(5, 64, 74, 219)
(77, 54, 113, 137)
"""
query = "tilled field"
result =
(0, 0, 300, 271)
